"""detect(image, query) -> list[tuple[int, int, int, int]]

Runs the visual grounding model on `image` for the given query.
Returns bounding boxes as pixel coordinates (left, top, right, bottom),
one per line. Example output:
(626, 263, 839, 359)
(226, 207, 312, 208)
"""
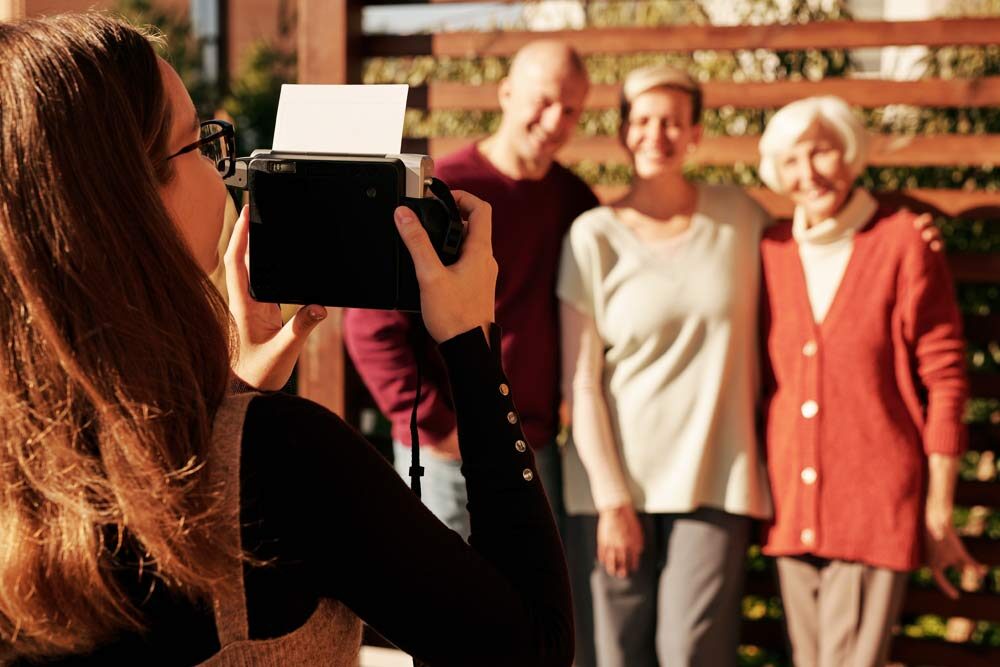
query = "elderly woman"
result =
(757, 95, 983, 667)
(558, 65, 773, 667)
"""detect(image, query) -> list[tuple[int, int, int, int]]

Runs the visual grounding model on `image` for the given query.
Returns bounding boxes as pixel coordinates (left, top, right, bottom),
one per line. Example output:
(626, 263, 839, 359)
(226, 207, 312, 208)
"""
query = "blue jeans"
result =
(392, 440, 565, 542)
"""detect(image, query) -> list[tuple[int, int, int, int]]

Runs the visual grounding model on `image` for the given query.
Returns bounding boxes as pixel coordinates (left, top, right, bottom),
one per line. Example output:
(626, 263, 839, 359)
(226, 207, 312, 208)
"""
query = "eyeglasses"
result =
(166, 119, 236, 179)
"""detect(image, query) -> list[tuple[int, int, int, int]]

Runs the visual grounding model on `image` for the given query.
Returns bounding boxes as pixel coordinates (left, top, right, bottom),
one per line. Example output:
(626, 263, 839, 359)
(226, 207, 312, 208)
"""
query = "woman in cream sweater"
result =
(558, 65, 773, 667)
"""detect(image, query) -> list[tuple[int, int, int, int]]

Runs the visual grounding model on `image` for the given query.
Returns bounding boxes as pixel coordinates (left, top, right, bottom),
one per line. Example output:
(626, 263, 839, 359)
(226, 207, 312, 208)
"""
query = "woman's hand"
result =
(225, 205, 328, 390)
(925, 510, 986, 599)
(911, 211, 943, 252)
(597, 504, 644, 579)
(924, 453, 987, 598)
(394, 190, 497, 343)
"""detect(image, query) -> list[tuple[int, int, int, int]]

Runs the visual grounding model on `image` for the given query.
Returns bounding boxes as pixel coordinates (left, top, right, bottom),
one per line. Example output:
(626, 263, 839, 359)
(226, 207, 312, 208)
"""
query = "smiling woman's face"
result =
(775, 118, 854, 225)
(623, 87, 700, 179)
(156, 58, 227, 272)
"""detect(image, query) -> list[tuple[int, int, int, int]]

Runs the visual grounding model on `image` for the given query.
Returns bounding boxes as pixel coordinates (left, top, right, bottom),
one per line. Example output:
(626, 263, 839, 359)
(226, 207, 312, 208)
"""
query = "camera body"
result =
(225, 150, 464, 312)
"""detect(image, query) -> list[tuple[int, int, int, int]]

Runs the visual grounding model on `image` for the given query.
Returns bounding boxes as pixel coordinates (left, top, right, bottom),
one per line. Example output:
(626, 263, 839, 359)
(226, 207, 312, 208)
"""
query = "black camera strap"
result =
(408, 322, 426, 499)
(408, 326, 431, 667)
(426, 177, 461, 225)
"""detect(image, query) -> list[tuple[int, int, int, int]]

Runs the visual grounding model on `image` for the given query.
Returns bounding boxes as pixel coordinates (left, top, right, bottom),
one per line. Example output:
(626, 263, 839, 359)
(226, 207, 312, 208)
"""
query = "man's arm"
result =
(343, 308, 456, 451)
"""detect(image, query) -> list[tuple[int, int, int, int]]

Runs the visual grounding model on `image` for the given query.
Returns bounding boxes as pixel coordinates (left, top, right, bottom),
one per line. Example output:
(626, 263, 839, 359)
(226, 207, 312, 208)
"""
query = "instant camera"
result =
(224, 150, 465, 312)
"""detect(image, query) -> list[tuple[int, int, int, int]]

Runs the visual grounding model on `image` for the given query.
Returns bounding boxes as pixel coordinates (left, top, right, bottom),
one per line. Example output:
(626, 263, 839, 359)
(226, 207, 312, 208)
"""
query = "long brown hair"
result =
(0, 13, 232, 657)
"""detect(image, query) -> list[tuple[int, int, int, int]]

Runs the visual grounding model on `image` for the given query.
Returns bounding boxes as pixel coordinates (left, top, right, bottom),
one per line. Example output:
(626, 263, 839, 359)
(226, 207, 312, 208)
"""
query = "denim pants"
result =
(392, 440, 564, 542)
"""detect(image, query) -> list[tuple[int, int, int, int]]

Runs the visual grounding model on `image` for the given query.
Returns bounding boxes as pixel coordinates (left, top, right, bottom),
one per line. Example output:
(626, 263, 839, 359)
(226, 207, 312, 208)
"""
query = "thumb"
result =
(395, 206, 442, 281)
(275, 305, 327, 355)
(289, 304, 327, 337)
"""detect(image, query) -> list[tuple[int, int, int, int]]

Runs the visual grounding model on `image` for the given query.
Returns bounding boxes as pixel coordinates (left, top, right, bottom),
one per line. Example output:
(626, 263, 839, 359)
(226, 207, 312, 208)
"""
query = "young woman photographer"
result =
(0, 13, 571, 665)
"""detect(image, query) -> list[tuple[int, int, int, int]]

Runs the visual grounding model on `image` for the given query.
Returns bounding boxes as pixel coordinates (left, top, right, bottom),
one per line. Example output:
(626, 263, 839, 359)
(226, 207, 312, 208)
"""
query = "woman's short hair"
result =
(619, 64, 703, 128)
(757, 95, 869, 193)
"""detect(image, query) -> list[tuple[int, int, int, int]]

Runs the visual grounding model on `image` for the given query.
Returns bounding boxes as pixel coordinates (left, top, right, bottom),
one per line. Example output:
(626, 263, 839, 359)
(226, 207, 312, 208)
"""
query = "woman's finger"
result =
(224, 205, 250, 294)
(452, 190, 492, 251)
(289, 304, 327, 338)
(628, 546, 641, 574)
(394, 206, 443, 282)
(932, 566, 959, 600)
(223, 206, 250, 314)
(612, 548, 626, 579)
(236, 305, 327, 392)
(269, 304, 328, 361)
(599, 547, 614, 577)
(955, 546, 985, 574)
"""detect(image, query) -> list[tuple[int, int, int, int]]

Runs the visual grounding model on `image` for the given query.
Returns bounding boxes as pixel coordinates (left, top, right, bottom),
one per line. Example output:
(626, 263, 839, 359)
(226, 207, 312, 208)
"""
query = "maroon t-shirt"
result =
(344, 142, 598, 449)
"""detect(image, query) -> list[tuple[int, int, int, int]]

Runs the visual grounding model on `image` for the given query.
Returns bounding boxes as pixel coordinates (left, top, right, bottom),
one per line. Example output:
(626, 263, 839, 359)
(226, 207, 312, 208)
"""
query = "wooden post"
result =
(295, 0, 362, 416)
(0, 0, 24, 21)
(298, 0, 362, 84)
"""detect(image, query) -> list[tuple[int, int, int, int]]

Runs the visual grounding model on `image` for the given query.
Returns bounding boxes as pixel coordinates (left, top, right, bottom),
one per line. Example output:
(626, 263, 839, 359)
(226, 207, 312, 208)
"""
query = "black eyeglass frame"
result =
(167, 119, 236, 179)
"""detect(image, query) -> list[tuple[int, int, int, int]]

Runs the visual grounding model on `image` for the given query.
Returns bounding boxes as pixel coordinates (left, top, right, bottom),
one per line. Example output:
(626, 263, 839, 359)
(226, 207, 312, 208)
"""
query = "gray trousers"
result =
(776, 556, 908, 667)
(567, 508, 750, 667)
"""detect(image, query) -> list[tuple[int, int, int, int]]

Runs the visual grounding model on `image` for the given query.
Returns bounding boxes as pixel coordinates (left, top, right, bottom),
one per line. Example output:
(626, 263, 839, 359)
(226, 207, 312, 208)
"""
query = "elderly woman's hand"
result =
(226, 205, 328, 391)
(924, 516, 986, 599)
(910, 211, 943, 252)
(394, 190, 497, 343)
(924, 453, 987, 599)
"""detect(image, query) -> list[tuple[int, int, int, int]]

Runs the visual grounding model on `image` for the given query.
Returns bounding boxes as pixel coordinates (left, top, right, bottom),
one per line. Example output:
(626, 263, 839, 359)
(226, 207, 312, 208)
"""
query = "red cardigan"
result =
(759, 204, 968, 572)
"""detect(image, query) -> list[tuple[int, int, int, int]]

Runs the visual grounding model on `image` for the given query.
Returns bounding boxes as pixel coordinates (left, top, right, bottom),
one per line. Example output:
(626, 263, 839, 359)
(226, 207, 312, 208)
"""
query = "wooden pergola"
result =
(297, 3, 1000, 665)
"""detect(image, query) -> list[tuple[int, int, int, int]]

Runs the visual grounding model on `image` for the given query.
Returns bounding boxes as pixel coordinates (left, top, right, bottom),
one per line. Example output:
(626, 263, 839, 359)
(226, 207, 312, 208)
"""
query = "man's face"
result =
(499, 62, 588, 165)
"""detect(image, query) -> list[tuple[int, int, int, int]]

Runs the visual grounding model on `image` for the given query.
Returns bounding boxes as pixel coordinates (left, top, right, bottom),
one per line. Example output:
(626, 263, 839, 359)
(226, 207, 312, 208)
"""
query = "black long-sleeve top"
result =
(21, 327, 572, 666)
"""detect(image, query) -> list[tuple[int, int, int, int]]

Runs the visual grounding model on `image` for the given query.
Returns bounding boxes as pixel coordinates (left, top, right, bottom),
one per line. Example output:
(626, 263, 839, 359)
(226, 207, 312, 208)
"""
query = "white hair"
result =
(757, 95, 869, 193)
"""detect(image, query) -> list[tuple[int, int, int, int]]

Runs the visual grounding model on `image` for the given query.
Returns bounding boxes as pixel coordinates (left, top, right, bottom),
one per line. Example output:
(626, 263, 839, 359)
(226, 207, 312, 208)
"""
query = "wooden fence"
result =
(298, 2, 1000, 664)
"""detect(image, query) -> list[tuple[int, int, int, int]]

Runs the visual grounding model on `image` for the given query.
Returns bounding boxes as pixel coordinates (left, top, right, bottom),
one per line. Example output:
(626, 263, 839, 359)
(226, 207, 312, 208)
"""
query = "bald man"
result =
(344, 41, 598, 660)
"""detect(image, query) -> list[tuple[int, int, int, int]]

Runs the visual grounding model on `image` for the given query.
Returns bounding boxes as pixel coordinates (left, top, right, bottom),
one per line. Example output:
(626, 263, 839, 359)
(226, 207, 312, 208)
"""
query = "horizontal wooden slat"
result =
(408, 77, 1000, 111)
(970, 373, 1000, 398)
(744, 618, 1000, 665)
(558, 134, 1000, 167)
(363, 0, 482, 4)
(904, 587, 1000, 622)
(969, 424, 1000, 454)
(746, 188, 1000, 220)
(891, 637, 1000, 667)
(749, 536, 1000, 579)
(740, 617, 785, 649)
(748, 556, 1000, 604)
(955, 479, 1000, 507)
(366, 18, 1000, 57)
(410, 133, 1000, 168)
(589, 186, 1000, 219)
(966, 536, 1000, 566)
(965, 315, 1000, 343)
(950, 254, 1000, 283)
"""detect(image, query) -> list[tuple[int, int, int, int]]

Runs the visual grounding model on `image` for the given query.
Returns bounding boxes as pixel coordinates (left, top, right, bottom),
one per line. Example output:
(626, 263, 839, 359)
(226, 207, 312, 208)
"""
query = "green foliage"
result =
(584, 0, 708, 27)
(223, 42, 296, 154)
(737, 645, 787, 667)
(946, 0, 1000, 16)
(116, 0, 297, 155)
(115, 0, 219, 115)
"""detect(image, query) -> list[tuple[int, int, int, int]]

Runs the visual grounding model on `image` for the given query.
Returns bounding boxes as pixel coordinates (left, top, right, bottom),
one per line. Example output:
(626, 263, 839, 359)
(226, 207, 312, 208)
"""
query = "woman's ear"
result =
(689, 123, 704, 148)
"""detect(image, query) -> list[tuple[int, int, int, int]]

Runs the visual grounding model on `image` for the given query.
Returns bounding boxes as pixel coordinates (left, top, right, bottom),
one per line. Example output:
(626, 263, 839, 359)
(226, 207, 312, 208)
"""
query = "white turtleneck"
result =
(793, 189, 878, 323)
